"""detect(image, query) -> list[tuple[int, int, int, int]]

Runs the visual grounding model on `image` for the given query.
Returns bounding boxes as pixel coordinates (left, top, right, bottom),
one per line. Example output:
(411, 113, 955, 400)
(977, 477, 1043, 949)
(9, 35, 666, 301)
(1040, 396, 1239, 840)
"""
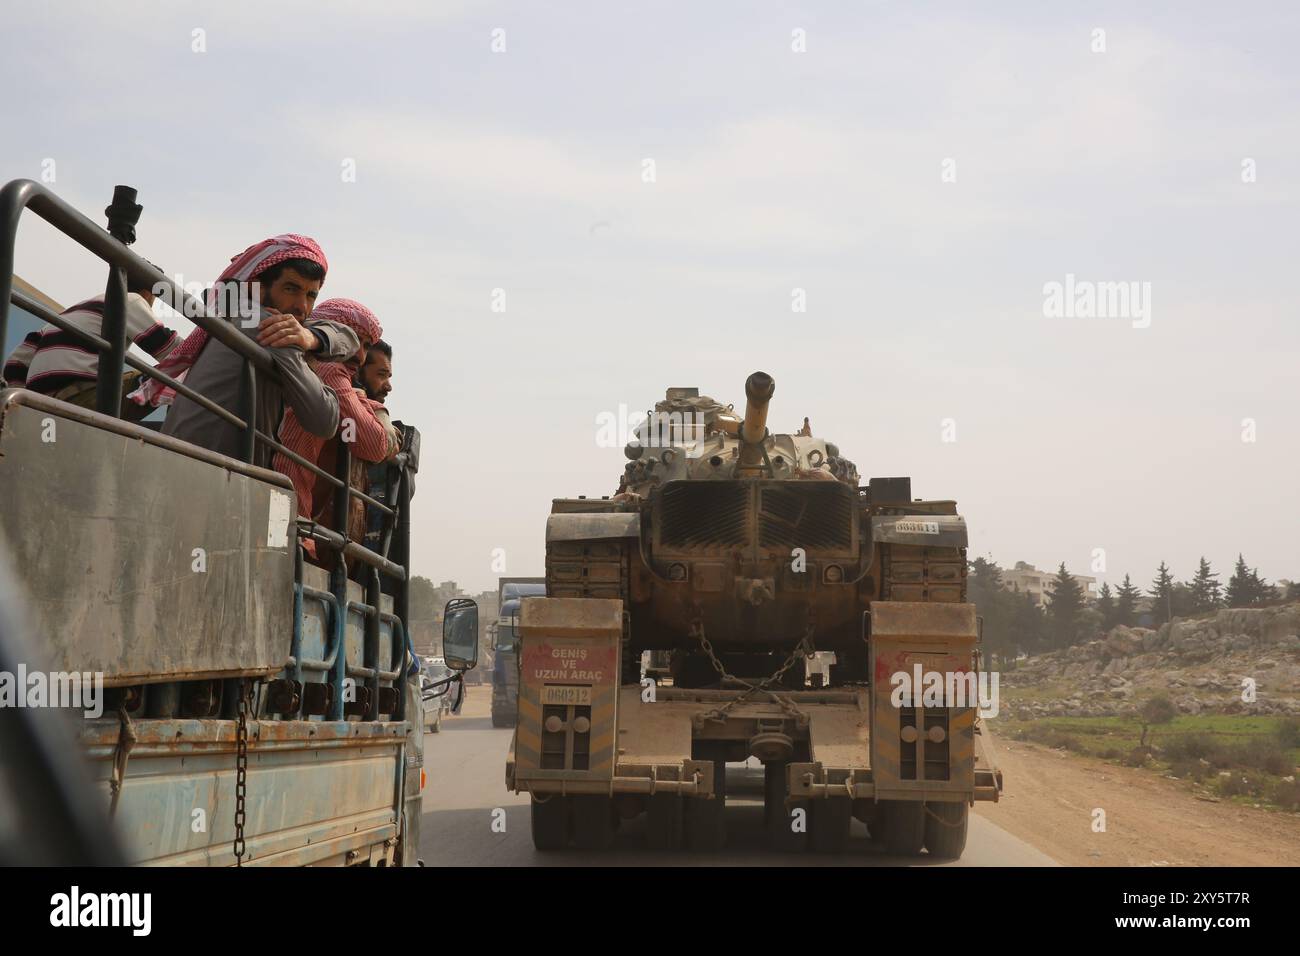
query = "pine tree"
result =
(1226, 554, 1253, 608)
(1189, 557, 1221, 614)
(968, 558, 1014, 664)
(1150, 561, 1176, 625)
(1097, 582, 1117, 631)
(1045, 562, 1085, 649)
(1115, 574, 1141, 627)
(1249, 567, 1273, 606)
(1010, 588, 1047, 655)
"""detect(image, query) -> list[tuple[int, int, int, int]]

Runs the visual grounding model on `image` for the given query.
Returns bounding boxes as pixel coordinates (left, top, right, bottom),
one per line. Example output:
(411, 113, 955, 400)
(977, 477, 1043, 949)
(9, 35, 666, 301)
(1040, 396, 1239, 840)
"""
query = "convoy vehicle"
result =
(422, 657, 456, 732)
(507, 373, 1001, 856)
(0, 180, 477, 865)
(491, 577, 545, 727)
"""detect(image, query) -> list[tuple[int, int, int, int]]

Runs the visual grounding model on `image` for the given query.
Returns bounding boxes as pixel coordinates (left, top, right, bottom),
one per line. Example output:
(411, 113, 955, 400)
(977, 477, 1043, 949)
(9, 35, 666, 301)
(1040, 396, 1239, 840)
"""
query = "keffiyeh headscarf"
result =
(308, 298, 382, 348)
(131, 234, 328, 407)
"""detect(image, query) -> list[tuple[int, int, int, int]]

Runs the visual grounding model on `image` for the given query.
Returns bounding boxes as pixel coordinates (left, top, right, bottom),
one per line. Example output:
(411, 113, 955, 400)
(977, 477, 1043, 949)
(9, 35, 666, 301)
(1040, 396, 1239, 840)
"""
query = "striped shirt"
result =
(2, 293, 179, 394)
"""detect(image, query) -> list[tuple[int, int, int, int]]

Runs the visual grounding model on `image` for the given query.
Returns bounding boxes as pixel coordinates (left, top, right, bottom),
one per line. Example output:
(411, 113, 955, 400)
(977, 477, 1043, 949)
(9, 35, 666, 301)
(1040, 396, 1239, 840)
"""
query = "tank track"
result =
(879, 543, 968, 603)
(545, 536, 637, 683)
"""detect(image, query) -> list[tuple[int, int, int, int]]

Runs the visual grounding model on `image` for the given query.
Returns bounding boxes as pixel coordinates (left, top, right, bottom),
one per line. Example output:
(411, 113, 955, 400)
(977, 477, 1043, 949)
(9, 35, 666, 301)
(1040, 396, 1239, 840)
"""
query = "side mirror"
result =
(442, 598, 479, 671)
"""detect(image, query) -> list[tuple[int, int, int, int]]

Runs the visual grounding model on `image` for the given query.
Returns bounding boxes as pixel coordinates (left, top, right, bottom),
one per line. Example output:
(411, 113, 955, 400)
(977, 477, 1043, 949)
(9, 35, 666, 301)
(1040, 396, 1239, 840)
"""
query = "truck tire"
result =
(530, 795, 569, 851)
(645, 793, 684, 850)
(571, 795, 615, 850)
(923, 802, 969, 859)
(764, 762, 807, 853)
(685, 752, 727, 851)
(880, 800, 926, 856)
(811, 798, 851, 854)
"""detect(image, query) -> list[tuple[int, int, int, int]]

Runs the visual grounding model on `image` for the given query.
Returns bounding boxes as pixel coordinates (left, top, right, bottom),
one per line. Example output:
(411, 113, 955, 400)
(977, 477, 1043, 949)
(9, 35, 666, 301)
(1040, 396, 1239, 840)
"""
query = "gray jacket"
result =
(161, 310, 360, 469)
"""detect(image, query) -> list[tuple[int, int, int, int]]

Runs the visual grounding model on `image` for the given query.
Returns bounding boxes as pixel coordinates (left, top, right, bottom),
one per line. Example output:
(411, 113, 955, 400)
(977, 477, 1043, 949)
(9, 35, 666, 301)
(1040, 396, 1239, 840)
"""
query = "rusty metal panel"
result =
(514, 598, 621, 787)
(869, 601, 978, 798)
(870, 600, 977, 641)
(545, 512, 639, 542)
(0, 393, 294, 684)
(80, 717, 403, 866)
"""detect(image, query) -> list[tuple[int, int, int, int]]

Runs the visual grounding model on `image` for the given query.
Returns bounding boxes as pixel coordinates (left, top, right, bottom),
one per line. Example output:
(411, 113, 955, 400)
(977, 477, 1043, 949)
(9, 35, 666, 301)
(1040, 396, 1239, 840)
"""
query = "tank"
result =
(544, 371, 970, 688)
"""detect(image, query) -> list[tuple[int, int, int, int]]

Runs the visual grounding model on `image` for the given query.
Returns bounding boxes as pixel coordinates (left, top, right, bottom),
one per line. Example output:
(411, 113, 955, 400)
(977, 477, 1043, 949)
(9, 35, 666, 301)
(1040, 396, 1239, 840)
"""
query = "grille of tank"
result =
(757, 482, 854, 550)
(657, 481, 749, 548)
(656, 480, 854, 552)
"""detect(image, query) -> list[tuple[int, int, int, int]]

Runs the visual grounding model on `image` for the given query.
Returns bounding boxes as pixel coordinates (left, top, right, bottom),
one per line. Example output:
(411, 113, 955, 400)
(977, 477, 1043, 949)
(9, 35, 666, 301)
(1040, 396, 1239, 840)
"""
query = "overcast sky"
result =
(3, 1, 1296, 594)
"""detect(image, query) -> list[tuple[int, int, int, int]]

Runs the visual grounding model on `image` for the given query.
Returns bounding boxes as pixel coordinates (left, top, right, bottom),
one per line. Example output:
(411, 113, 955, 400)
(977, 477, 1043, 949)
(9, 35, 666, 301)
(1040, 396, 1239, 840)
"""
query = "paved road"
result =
(418, 689, 1056, 867)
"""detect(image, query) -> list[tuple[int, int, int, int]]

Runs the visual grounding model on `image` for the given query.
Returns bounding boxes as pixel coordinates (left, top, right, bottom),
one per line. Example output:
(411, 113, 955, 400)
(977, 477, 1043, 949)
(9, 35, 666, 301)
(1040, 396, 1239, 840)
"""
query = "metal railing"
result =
(0, 179, 413, 722)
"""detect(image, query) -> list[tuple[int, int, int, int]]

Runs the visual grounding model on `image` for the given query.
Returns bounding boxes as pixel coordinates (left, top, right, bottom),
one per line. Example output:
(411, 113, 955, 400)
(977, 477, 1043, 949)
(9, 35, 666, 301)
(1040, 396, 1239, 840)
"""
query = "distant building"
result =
(1002, 561, 1097, 608)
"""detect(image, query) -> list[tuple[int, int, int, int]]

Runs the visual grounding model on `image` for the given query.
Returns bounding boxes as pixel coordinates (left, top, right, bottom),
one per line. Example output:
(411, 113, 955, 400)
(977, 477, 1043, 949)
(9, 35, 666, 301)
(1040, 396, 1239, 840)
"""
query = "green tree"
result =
(1249, 568, 1275, 606)
(968, 558, 1015, 665)
(1226, 554, 1256, 608)
(1189, 557, 1221, 614)
(1045, 562, 1085, 649)
(1009, 588, 1047, 655)
(1138, 693, 1178, 748)
(1115, 574, 1141, 627)
(1150, 561, 1176, 626)
(1097, 582, 1117, 631)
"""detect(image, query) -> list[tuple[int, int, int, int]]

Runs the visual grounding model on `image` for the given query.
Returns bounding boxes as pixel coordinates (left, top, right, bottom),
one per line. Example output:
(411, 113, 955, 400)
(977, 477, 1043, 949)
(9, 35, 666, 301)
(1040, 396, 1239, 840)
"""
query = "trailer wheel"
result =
(685, 755, 727, 851)
(811, 798, 851, 854)
(530, 795, 569, 851)
(645, 793, 684, 850)
(923, 802, 969, 859)
(764, 763, 807, 853)
(571, 795, 615, 850)
(880, 800, 926, 856)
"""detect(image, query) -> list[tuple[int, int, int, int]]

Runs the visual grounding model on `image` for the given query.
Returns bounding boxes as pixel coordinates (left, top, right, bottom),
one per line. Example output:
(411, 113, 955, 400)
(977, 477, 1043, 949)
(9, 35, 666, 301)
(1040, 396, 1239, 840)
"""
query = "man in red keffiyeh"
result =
(271, 298, 398, 559)
(146, 235, 363, 468)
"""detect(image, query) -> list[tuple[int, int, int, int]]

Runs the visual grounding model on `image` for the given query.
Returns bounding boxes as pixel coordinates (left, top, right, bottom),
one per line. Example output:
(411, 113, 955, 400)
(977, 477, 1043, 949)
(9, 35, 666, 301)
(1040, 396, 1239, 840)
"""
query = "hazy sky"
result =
(3, 1, 1296, 594)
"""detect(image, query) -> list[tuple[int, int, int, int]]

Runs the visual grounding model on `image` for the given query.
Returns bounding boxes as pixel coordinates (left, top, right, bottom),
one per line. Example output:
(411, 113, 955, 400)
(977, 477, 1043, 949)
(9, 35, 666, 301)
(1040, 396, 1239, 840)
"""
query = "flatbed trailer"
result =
(507, 597, 1001, 856)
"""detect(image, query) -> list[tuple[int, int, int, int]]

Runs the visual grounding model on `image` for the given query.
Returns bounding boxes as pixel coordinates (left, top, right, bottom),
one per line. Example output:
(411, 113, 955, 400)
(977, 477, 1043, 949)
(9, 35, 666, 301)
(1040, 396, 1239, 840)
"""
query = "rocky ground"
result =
(1000, 603, 1300, 718)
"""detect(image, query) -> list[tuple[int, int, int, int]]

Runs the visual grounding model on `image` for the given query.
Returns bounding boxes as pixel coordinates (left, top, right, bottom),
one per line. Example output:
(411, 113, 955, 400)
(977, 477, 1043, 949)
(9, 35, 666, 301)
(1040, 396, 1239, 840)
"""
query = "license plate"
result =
(542, 685, 591, 706)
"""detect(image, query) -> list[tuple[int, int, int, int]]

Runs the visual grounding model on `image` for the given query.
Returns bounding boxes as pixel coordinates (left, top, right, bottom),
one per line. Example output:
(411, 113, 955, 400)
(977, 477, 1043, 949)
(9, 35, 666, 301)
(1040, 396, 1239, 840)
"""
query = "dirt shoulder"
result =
(974, 732, 1300, 866)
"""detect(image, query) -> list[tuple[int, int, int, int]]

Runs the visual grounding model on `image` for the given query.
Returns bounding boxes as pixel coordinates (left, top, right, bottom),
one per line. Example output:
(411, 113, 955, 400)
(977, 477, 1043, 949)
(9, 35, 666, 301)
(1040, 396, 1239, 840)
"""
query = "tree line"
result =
(968, 554, 1295, 664)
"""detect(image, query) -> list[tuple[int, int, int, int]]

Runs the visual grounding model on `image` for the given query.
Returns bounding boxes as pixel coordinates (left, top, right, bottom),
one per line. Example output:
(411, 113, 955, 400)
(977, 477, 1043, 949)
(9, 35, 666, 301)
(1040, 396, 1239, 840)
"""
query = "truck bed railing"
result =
(0, 179, 414, 723)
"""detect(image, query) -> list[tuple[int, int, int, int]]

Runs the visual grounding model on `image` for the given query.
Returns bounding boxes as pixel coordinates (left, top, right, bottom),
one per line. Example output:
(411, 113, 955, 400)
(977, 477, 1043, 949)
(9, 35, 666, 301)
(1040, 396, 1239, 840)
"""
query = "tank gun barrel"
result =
(738, 371, 775, 471)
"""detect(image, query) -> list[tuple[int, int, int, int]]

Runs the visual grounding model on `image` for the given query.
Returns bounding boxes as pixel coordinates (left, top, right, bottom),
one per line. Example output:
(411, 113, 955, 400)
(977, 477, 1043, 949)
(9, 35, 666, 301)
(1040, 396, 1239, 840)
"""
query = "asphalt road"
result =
(418, 687, 1056, 867)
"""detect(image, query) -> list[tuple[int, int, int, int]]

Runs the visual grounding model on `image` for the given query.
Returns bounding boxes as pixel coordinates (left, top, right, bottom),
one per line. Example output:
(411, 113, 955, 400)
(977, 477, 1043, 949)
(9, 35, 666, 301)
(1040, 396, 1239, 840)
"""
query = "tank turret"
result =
(550, 371, 966, 687)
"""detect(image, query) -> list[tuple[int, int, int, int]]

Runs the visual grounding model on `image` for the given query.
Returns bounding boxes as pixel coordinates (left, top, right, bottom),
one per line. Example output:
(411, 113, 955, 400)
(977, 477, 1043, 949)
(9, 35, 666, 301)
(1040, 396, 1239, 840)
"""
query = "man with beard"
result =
(133, 235, 360, 468)
(271, 299, 396, 561)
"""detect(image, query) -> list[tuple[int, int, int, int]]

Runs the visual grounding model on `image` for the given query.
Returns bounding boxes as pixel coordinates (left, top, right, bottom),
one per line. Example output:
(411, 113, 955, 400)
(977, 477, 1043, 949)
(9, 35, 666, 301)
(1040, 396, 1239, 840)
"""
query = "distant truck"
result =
(492, 577, 546, 728)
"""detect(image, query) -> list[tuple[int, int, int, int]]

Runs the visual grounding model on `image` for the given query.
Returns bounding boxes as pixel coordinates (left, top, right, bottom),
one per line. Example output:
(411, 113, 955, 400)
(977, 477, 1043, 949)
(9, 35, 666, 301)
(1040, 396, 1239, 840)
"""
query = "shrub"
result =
(1235, 737, 1292, 776)
(1269, 777, 1300, 811)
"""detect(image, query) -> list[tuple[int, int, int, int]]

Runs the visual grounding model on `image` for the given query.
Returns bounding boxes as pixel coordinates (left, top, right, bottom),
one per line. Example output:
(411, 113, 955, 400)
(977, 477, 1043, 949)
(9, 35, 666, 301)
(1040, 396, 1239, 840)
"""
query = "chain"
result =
(690, 618, 814, 725)
(233, 679, 253, 866)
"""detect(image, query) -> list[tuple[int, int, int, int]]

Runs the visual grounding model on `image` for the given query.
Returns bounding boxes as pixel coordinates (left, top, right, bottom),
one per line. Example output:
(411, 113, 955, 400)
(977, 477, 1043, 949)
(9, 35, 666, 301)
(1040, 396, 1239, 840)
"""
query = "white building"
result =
(1001, 562, 1097, 608)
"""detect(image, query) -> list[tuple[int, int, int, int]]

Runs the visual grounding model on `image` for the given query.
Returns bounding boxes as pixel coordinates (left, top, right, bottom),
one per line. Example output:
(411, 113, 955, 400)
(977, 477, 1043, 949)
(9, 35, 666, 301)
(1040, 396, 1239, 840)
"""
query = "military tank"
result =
(546, 371, 969, 688)
(509, 373, 999, 855)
